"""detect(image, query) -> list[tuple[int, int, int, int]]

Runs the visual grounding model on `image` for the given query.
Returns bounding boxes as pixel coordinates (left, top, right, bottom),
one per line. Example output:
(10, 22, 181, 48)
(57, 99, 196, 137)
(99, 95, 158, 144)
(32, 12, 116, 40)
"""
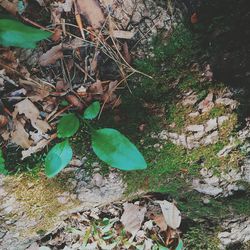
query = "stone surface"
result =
(218, 115, 229, 126)
(205, 118, 217, 132)
(198, 93, 214, 113)
(203, 131, 219, 145)
(215, 98, 238, 110)
(186, 124, 204, 132)
(0, 169, 125, 250)
(218, 217, 250, 249)
(182, 93, 198, 106)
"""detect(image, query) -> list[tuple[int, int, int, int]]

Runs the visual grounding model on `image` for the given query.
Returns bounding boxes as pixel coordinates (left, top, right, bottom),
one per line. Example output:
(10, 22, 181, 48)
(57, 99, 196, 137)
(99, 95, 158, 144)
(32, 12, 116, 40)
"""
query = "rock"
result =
(205, 176, 219, 185)
(200, 168, 213, 178)
(241, 158, 250, 182)
(168, 132, 179, 140)
(198, 93, 214, 113)
(205, 118, 217, 132)
(193, 131, 205, 140)
(217, 143, 236, 157)
(203, 131, 219, 145)
(177, 134, 187, 147)
(188, 111, 200, 118)
(157, 130, 169, 140)
(91, 173, 104, 187)
(186, 136, 200, 149)
(186, 124, 205, 132)
(192, 179, 223, 196)
(218, 116, 229, 126)
(218, 217, 250, 249)
(215, 98, 238, 110)
(182, 93, 198, 106)
(201, 197, 210, 204)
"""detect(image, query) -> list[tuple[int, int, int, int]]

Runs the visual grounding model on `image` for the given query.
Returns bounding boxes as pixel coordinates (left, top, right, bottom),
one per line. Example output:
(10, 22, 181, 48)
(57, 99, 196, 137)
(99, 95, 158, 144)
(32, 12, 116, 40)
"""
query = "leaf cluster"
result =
(0, 19, 51, 48)
(45, 101, 147, 178)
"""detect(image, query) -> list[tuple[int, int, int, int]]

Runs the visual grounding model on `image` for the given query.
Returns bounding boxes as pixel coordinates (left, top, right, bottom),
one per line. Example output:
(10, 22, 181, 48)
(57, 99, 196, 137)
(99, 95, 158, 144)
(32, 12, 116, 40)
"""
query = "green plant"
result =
(0, 19, 51, 48)
(45, 101, 147, 178)
(0, 148, 8, 175)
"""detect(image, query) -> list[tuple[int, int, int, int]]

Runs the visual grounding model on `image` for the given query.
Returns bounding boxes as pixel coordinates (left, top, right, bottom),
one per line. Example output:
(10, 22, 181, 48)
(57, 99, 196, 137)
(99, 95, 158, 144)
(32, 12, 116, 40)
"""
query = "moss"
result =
(183, 225, 220, 250)
(218, 113, 238, 138)
(3, 172, 79, 236)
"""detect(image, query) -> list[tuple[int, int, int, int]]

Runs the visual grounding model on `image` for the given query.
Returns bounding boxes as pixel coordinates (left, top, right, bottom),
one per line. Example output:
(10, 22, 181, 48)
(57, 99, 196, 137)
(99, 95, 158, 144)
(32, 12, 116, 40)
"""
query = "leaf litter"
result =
(34, 193, 183, 249)
(0, 0, 150, 163)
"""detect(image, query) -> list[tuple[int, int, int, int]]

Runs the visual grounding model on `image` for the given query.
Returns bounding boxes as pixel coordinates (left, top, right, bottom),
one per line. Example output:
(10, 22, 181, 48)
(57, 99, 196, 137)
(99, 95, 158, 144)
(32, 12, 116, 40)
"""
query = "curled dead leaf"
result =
(66, 94, 84, 110)
(156, 200, 181, 230)
(121, 202, 146, 237)
(75, 0, 105, 29)
(0, 115, 8, 128)
(39, 44, 64, 66)
(11, 120, 33, 149)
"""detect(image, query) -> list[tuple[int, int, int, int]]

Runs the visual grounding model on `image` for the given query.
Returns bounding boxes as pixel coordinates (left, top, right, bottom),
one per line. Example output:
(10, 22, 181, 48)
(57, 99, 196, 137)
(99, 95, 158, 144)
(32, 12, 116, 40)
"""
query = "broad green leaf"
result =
(0, 19, 51, 48)
(176, 239, 183, 250)
(57, 113, 80, 138)
(91, 128, 147, 171)
(83, 101, 100, 120)
(45, 140, 73, 178)
(0, 149, 8, 175)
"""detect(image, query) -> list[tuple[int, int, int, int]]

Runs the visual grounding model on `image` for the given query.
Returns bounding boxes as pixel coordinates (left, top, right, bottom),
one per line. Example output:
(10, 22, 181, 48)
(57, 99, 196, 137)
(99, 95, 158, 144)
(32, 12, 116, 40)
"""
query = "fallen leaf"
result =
(0, 115, 8, 128)
(123, 41, 132, 64)
(120, 202, 146, 237)
(153, 214, 168, 231)
(156, 200, 181, 230)
(0, 0, 18, 15)
(13, 98, 51, 134)
(76, 0, 105, 29)
(22, 138, 51, 159)
(51, 27, 62, 42)
(11, 120, 33, 148)
(19, 78, 51, 102)
(39, 44, 64, 66)
(88, 80, 104, 95)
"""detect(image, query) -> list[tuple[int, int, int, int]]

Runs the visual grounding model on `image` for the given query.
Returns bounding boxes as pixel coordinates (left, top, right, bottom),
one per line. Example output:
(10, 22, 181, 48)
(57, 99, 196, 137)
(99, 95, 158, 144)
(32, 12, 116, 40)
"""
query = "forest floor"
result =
(1, 1, 250, 250)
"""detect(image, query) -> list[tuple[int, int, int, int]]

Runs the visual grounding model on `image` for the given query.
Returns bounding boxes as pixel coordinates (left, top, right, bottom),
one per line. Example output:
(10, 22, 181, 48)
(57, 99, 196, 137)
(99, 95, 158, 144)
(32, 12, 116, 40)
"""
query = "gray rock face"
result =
(205, 118, 217, 132)
(0, 170, 125, 250)
(218, 217, 250, 249)
(182, 93, 198, 106)
(186, 124, 204, 132)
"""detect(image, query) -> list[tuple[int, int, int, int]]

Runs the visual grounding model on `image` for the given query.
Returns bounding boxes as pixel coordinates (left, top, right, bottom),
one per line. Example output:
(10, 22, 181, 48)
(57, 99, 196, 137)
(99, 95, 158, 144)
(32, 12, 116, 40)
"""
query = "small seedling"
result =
(45, 101, 147, 178)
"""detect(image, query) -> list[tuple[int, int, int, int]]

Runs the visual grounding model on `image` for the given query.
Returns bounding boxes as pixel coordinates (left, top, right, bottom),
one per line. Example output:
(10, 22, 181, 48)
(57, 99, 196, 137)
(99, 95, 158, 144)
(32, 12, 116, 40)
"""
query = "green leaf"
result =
(0, 149, 8, 175)
(0, 19, 51, 48)
(45, 140, 73, 178)
(83, 101, 100, 120)
(91, 128, 147, 171)
(57, 113, 80, 138)
(176, 239, 183, 250)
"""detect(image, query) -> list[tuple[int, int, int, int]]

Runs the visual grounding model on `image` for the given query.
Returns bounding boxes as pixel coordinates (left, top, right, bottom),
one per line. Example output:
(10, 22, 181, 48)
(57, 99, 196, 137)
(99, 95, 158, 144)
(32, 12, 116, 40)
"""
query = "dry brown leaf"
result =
(123, 42, 132, 65)
(76, 0, 105, 29)
(11, 120, 33, 149)
(88, 80, 104, 95)
(153, 214, 168, 231)
(51, 27, 62, 42)
(0, 0, 18, 15)
(19, 79, 50, 102)
(39, 44, 64, 66)
(21, 138, 51, 159)
(120, 202, 146, 237)
(13, 99, 51, 133)
(0, 115, 8, 128)
(156, 200, 181, 230)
